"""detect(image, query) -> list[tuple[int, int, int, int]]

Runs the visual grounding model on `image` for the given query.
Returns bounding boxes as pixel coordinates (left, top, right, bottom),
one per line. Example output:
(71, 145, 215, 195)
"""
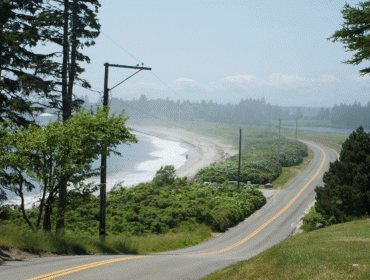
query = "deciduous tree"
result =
(0, 107, 137, 231)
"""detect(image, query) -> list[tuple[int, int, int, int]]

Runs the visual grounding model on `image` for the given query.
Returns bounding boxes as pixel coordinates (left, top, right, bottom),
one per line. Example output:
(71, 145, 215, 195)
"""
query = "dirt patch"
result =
(0, 246, 63, 263)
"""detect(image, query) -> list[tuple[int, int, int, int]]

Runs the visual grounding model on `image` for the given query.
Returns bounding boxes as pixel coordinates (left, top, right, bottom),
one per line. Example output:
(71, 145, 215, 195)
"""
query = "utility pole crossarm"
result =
(105, 63, 152, 71)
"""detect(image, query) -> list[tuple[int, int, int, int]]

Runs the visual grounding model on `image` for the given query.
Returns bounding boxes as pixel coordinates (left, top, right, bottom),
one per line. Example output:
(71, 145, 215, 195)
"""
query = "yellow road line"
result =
(190, 143, 326, 256)
(27, 256, 152, 280)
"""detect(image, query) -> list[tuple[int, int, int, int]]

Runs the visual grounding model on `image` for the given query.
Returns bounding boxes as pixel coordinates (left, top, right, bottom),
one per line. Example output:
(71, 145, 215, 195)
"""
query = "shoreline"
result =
(131, 125, 238, 180)
(3, 126, 237, 208)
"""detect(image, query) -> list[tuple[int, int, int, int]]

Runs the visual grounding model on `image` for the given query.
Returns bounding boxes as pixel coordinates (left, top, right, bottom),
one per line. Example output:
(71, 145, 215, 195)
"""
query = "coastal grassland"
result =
(281, 127, 347, 154)
(128, 119, 347, 154)
(0, 180, 265, 255)
(201, 219, 370, 280)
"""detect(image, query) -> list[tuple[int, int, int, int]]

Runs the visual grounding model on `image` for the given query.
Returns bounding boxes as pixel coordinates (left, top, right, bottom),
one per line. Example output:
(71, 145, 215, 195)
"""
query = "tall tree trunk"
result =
(43, 200, 53, 232)
(56, 0, 70, 234)
(36, 174, 48, 230)
(18, 174, 35, 231)
(67, 0, 78, 104)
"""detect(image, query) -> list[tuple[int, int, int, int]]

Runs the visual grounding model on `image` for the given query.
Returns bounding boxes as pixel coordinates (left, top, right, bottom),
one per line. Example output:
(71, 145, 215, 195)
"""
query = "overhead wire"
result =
(98, 33, 218, 127)
(1, 30, 224, 148)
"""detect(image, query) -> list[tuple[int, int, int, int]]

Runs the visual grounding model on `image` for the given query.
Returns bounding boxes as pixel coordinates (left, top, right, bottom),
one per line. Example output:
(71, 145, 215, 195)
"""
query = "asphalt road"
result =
(0, 141, 338, 280)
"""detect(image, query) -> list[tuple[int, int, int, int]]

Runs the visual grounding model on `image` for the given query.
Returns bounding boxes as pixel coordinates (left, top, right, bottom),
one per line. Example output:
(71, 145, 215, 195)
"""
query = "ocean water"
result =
(3, 132, 189, 208)
(284, 126, 370, 135)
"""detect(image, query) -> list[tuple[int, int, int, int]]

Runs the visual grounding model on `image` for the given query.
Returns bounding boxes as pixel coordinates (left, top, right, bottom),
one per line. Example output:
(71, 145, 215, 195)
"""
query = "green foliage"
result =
(196, 132, 308, 184)
(0, 106, 137, 231)
(300, 206, 330, 232)
(1, 174, 266, 235)
(0, 222, 213, 255)
(328, 1, 370, 76)
(105, 179, 266, 234)
(315, 126, 370, 225)
(110, 96, 290, 124)
(0, 0, 59, 127)
(153, 165, 177, 186)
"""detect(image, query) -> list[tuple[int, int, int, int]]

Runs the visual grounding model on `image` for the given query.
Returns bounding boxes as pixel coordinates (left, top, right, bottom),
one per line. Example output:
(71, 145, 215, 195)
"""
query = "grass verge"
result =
(201, 219, 370, 280)
(0, 223, 212, 257)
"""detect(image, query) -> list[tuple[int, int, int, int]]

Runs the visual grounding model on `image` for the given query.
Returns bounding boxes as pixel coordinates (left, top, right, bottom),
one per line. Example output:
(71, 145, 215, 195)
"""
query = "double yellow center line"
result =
(28, 256, 153, 280)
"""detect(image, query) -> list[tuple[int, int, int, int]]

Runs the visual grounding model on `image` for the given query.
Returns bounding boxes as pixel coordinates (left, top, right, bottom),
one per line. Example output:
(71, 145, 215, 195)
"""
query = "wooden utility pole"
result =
(99, 63, 151, 240)
(277, 119, 281, 163)
(295, 118, 298, 143)
(237, 128, 242, 189)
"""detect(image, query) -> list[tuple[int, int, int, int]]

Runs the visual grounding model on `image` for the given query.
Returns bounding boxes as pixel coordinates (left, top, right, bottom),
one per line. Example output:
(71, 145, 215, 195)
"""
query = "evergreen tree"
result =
(38, 0, 101, 120)
(38, 0, 101, 232)
(0, 0, 59, 127)
(315, 126, 370, 224)
(329, 1, 370, 76)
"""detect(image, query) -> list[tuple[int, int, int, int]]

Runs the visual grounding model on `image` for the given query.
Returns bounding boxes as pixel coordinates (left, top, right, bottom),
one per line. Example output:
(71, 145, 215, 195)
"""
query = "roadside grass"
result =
(130, 225, 212, 253)
(270, 147, 314, 189)
(201, 219, 370, 280)
(0, 223, 212, 256)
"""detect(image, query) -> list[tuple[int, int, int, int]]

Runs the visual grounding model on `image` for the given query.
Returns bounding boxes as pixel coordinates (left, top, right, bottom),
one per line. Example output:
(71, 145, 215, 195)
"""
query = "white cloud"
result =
(348, 74, 370, 82)
(265, 73, 312, 86)
(174, 78, 194, 83)
(224, 73, 313, 88)
(225, 75, 256, 83)
(319, 74, 339, 83)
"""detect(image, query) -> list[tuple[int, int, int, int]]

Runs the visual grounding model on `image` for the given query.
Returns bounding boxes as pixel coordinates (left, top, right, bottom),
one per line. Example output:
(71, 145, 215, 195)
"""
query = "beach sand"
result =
(131, 126, 238, 180)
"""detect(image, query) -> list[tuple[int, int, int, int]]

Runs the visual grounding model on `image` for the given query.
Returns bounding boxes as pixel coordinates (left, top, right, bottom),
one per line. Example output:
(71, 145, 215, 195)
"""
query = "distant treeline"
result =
(108, 95, 290, 125)
(86, 95, 370, 128)
(331, 102, 370, 128)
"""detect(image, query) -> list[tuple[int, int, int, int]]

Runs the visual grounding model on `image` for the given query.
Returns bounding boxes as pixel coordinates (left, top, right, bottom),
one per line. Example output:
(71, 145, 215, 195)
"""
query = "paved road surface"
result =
(0, 141, 338, 280)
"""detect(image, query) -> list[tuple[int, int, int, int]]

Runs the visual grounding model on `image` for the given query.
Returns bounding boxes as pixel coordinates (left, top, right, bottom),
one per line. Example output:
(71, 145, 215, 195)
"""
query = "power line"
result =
(98, 32, 215, 121)
(101, 32, 141, 63)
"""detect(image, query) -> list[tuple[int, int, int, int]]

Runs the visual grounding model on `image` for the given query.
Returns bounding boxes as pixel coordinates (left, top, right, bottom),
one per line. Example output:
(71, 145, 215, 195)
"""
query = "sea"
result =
(284, 126, 370, 135)
(3, 131, 189, 208)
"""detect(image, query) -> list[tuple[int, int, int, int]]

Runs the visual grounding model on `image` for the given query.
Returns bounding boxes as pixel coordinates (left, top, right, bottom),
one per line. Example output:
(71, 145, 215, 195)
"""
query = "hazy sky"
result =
(74, 0, 370, 107)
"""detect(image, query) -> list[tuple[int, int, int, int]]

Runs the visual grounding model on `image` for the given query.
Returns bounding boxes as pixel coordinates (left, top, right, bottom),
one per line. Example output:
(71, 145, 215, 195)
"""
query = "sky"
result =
(72, 0, 370, 107)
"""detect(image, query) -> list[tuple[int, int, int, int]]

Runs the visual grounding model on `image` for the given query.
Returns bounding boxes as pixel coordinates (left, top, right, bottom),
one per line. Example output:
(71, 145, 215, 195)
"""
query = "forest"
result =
(105, 95, 370, 128)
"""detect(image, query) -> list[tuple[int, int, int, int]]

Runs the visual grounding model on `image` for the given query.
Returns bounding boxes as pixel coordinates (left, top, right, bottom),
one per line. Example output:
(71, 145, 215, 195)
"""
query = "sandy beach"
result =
(131, 126, 238, 180)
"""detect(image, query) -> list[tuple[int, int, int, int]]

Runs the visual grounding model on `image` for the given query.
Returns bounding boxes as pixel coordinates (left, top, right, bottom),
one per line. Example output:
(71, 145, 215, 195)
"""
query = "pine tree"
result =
(315, 126, 370, 224)
(37, 0, 101, 232)
(329, 1, 370, 76)
(0, 0, 60, 127)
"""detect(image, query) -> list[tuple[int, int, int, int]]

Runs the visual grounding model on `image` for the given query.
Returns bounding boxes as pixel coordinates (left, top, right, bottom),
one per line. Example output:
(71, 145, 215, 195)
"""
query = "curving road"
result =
(0, 141, 338, 280)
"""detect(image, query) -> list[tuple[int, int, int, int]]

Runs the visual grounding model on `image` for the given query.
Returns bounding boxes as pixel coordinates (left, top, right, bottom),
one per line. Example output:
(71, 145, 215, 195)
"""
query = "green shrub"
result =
(196, 132, 307, 184)
(300, 206, 329, 232)
(1, 179, 266, 236)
